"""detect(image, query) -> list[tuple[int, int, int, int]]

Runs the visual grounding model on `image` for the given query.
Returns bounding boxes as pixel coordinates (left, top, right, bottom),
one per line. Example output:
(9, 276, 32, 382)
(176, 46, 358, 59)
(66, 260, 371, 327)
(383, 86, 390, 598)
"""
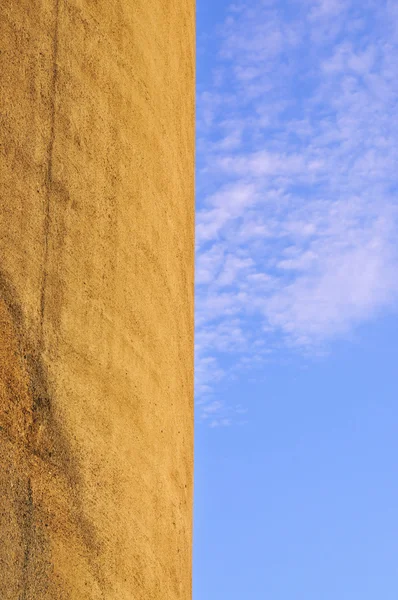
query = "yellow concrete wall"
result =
(0, 1, 194, 598)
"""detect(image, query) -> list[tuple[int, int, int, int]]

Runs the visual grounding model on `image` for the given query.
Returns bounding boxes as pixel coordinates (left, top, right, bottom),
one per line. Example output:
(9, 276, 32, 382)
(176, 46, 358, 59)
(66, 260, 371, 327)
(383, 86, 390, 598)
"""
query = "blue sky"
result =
(195, 0, 398, 598)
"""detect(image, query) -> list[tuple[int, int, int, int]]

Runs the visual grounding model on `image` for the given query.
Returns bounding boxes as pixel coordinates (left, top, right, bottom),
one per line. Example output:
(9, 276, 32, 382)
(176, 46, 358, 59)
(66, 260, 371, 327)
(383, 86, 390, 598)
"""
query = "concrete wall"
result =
(0, 1, 194, 598)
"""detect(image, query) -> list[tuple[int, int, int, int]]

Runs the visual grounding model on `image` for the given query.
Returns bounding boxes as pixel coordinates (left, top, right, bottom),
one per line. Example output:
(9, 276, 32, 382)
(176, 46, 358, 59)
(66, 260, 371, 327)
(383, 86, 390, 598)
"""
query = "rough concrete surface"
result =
(0, 1, 194, 597)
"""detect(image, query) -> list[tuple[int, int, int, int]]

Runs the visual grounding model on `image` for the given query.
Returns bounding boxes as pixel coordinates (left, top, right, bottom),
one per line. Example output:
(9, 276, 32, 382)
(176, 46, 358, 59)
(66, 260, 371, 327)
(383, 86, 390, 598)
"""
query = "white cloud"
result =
(196, 0, 398, 420)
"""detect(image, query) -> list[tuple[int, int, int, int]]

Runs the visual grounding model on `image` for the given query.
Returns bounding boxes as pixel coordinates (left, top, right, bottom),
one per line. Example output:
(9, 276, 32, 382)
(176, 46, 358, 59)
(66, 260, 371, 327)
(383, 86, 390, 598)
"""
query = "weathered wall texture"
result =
(0, 1, 194, 598)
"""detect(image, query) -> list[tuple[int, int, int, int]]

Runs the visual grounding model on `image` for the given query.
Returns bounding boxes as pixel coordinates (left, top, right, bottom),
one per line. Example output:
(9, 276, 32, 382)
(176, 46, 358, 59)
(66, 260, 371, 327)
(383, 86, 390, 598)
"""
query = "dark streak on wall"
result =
(0, 273, 103, 597)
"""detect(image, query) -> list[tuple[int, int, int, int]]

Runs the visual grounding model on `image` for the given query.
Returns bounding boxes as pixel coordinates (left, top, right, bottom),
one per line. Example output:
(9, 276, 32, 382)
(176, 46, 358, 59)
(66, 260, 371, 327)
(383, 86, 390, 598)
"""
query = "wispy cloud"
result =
(196, 0, 398, 420)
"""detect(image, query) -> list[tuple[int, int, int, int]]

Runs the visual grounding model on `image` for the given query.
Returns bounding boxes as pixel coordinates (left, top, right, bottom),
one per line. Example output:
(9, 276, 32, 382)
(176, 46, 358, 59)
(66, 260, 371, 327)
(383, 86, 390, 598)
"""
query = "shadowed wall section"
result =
(0, 1, 194, 598)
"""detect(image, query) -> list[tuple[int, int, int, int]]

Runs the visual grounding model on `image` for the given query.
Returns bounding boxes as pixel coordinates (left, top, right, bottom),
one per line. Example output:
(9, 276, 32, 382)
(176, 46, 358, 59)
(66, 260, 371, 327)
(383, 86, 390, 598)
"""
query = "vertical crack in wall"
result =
(39, 0, 61, 348)
(15, 2, 63, 593)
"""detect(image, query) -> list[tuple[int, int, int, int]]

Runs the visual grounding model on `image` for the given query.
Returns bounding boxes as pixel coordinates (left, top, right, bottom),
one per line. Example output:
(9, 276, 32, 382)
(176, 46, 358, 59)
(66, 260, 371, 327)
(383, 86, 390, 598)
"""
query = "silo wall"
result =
(0, 1, 194, 598)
